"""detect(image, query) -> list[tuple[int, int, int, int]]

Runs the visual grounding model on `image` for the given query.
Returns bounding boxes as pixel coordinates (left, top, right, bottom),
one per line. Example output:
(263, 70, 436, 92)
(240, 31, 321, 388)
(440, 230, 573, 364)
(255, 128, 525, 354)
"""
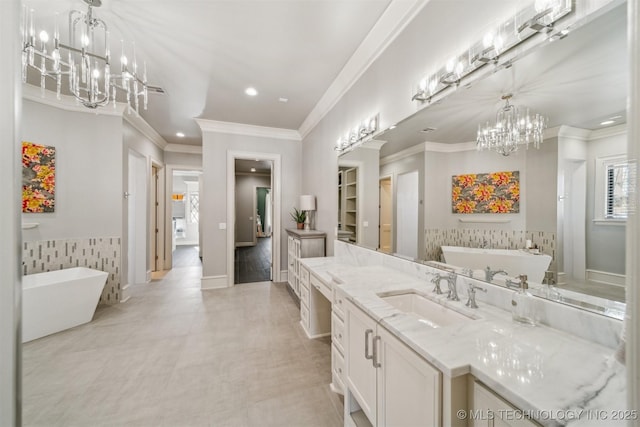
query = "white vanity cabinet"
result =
(330, 285, 348, 395)
(286, 229, 326, 297)
(345, 300, 442, 427)
(298, 264, 331, 338)
(471, 382, 539, 427)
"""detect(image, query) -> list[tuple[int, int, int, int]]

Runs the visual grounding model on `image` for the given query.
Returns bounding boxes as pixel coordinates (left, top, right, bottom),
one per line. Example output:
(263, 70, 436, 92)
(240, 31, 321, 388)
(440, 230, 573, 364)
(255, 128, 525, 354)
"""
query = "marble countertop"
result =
(299, 260, 627, 427)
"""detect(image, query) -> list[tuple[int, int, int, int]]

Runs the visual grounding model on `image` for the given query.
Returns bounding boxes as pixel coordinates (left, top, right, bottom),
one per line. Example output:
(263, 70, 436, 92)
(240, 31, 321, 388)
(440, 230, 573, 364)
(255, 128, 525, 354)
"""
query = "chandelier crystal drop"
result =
(22, 0, 148, 111)
(476, 94, 548, 156)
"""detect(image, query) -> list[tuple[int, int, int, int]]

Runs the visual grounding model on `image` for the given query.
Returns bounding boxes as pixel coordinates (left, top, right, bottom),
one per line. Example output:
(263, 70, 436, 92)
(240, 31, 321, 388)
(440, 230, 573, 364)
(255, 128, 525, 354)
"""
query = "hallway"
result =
(22, 264, 342, 426)
(234, 237, 272, 284)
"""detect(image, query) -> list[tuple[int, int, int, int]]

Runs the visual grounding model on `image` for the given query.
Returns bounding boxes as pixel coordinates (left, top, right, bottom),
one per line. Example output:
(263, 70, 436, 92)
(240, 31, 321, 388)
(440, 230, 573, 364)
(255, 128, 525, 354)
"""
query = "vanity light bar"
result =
(335, 114, 379, 154)
(411, 0, 572, 104)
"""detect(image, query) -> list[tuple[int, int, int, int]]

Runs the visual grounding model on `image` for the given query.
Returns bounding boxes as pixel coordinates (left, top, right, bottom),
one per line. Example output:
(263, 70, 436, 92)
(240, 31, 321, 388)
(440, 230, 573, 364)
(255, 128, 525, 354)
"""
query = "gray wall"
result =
(235, 174, 271, 244)
(586, 131, 627, 274)
(201, 132, 300, 279)
(21, 100, 124, 241)
(165, 151, 202, 168)
(380, 150, 425, 256)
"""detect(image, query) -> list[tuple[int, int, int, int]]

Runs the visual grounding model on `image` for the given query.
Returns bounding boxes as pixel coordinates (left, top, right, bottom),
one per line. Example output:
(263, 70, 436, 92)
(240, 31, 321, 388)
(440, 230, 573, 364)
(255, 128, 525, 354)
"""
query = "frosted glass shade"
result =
(299, 195, 316, 211)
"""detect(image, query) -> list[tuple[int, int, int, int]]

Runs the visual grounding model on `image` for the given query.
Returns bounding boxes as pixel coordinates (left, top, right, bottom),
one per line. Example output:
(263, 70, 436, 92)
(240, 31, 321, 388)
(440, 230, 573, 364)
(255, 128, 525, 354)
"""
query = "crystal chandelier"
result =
(476, 94, 548, 156)
(22, 0, 148, 111)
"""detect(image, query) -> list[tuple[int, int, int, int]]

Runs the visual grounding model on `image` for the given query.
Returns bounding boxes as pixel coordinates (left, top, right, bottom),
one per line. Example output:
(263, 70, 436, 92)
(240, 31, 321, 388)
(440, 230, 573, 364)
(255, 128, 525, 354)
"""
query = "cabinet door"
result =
(287, 236, 295, 287)
(345, 301, 378, 425)
(377, 326, 442, 427)
(472, 382, 539, 427)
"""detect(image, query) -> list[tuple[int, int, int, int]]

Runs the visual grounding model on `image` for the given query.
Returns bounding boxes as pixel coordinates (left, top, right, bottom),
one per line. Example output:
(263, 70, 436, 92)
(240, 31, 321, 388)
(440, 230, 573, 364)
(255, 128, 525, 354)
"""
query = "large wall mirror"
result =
(337, 1, 627, 318)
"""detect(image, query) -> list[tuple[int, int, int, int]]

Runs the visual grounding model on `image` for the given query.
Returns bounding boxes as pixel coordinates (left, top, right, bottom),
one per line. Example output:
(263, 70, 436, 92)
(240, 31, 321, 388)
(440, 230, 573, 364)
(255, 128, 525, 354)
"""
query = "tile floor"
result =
(22, 265, 343, 426)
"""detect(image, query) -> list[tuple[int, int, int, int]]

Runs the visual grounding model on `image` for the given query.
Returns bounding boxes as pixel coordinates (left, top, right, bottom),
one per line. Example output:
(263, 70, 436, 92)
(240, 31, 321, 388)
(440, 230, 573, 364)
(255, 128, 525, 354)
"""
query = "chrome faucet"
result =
(446, 272, 459, 301)
(430, 273, 445, 294)
(466, 283, 486, 309)
(462, 268, 473, 278)
(484, 266, 508, 281)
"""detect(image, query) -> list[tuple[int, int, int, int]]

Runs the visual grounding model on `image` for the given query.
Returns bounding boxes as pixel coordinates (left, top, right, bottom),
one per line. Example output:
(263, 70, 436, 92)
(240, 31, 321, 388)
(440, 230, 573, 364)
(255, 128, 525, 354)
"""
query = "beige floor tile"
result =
(23, 268, 343, 426)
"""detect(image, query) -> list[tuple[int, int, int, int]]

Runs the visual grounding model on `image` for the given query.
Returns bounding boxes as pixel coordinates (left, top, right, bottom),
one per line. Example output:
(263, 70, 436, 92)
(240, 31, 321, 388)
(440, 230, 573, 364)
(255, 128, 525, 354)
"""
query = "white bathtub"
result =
(22, 267, 108, 342)
(441, 246, 552, 283)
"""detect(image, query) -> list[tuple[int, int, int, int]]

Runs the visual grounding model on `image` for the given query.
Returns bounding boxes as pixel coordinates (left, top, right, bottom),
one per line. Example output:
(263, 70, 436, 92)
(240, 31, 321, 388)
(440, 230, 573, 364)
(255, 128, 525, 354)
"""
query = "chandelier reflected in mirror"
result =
(22, 0, 148, 111)
(476, 94, 548, 156)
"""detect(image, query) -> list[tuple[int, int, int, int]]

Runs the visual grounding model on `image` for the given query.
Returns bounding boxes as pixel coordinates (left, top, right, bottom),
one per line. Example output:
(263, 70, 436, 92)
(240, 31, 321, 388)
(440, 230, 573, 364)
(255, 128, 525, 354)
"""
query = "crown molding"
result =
(380, 142, 425, 165)
(195, 118, 301, 141)
(164, 143, 203, 154)
(123, 112, 168, 149)
(23, 83, 169, 149)
(23, 83, 126, 116)
(424, 141, 477, 153)
(297, 0, 429, 140)
(588, 123, 627, 140)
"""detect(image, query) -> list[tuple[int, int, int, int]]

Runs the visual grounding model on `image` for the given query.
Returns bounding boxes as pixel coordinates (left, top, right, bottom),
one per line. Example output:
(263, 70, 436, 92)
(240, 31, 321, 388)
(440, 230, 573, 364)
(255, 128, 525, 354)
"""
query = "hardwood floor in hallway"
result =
(22, 264, 343, 426)
(235, 237, 272, 284)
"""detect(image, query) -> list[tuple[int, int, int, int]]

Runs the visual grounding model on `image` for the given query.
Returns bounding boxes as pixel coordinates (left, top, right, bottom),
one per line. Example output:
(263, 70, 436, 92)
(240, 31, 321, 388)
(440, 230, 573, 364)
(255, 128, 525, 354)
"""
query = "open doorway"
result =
(379, 175, 392, 253)
(234, 159, 273, 284)
(171, 170, 202, 268)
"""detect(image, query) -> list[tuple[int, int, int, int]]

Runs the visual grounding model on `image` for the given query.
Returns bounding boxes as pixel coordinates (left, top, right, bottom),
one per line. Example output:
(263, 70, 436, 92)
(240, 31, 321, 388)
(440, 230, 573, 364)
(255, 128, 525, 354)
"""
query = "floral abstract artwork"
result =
(22, 142, 56, 213)
(452, 171, 519, 214)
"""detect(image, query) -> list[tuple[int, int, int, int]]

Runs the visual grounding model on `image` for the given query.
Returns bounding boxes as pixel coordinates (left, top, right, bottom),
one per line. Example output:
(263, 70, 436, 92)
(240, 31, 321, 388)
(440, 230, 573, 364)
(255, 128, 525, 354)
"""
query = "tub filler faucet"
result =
(484, 266, 508, 282)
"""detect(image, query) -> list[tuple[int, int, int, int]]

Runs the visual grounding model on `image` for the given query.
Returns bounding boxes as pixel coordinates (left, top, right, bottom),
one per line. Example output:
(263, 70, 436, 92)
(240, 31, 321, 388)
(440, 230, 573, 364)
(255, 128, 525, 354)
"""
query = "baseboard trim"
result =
(120, 284, 131, 303)
(586, 269, 626, 288)
(280, 270, 288, 283)
(146, 270, 152, 283)
(235, 242, 254, 248)
(300, 322, 331, 340)
(201, 275, 228, 289)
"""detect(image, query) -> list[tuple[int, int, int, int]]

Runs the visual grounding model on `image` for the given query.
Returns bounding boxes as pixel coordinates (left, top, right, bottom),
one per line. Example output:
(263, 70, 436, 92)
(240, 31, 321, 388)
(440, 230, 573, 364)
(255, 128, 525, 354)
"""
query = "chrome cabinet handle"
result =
(373, 335, 382, 368)
(364, 329, 373, 360)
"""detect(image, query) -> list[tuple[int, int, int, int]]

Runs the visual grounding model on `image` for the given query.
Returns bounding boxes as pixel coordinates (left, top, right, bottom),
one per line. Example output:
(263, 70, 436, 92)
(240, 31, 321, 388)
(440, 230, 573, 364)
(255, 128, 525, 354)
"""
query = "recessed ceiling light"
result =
(250, 168, 256, 173)
(245, 87, 258, 96)
(176, 132, 185, 138)
(600, 120, 615, 126)
(279, 97, 288, 103)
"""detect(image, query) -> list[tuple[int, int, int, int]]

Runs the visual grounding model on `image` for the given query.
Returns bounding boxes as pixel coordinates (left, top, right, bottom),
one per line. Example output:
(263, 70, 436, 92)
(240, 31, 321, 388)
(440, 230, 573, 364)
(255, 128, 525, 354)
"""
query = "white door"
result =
(396, 170, 419, 260)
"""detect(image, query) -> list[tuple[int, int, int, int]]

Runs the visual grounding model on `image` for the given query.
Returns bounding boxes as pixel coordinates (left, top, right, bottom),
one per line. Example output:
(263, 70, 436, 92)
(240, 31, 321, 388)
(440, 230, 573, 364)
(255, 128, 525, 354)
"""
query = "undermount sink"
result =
(379, 292, 476, 328)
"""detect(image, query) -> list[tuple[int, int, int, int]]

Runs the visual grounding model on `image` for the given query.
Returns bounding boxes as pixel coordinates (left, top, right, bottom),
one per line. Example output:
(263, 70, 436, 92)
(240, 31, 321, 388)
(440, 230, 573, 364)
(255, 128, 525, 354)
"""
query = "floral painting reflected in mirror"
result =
(22, 141, 56, 213)
(452, 170, 520, 214)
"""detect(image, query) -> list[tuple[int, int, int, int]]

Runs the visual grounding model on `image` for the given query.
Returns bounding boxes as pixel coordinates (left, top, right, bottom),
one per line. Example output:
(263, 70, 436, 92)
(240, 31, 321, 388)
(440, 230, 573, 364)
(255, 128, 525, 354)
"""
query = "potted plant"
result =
(290, 208, 306, 229)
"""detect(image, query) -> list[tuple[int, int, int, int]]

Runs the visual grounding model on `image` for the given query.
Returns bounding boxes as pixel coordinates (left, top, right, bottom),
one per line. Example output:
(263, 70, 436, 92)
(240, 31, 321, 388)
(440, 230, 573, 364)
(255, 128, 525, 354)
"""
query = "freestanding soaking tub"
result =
(22, 267, 108, 342)
(441, 246, 552, 283)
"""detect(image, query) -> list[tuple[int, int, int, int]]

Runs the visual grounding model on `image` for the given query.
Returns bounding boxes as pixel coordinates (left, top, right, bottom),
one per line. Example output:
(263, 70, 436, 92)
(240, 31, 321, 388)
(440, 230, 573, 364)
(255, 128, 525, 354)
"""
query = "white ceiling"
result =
(377, 2, 628, 157)
(24, 0, 392, 146)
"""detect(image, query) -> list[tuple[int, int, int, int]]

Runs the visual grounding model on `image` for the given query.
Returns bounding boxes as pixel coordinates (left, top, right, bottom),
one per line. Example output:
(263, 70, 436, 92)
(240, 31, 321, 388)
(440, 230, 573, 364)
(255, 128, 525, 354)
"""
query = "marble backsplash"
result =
(22, 237, 121, 304)
(425, 228, 556, 271)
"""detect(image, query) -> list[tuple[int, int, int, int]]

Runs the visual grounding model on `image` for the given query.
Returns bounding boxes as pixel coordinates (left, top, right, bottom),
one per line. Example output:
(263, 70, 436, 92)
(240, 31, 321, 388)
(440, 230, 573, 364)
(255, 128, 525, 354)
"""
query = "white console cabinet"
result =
(345, 300, 441, 427)
(286, 229, 325, 297)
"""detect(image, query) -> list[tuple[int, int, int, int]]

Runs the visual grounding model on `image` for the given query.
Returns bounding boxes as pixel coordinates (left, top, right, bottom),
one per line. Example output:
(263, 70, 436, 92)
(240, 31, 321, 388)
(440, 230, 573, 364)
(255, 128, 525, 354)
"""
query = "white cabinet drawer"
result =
(333, 286, 346, 319)
(300, 265, 310, 287)
(310, 273, 330, 299)
(300, 283, 309, 306)
(332, 343, 345, 393)
(332, 312, 345, 353)
(300, 303, 309, 330)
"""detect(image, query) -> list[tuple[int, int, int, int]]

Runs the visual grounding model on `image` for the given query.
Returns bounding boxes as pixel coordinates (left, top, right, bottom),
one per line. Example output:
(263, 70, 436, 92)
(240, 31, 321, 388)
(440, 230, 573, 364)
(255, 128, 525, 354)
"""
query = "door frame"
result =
(227, 151, 281, 286)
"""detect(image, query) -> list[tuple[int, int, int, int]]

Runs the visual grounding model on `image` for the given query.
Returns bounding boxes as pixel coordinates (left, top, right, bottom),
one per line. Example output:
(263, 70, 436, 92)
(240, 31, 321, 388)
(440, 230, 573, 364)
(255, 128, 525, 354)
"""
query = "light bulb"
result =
(92, 69, 100, 79)
(494, 35, 504, 53)
(483, 32, 494, 49)
(419, 79, 427, 91)
(446, 58, 457, 73)
(455, 62, 464, 77)
(39, 30, 49, 43)
(121, 55, 128, 66)
(428, 78, 437, 94)
(81, 34, 90, 47)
